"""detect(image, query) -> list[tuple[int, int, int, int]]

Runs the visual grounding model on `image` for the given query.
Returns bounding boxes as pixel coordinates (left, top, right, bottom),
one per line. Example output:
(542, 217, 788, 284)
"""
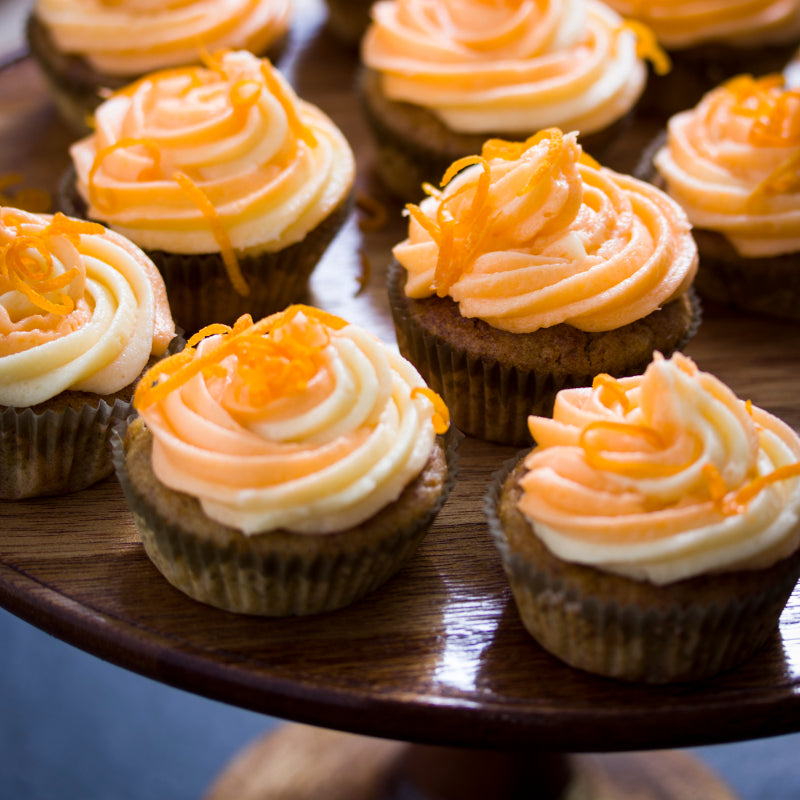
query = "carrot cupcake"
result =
(360, 0, 665, 200)
(486, 351, 800, 683)
(114, 305, 455, 616)
(652, 73, 800, 320)
(27, 0, 291, 132)
(603, 0, 800, 115)
(60, 50, 356, 336)
(389, 128, 699, 445)
(0, 206, 176, 499)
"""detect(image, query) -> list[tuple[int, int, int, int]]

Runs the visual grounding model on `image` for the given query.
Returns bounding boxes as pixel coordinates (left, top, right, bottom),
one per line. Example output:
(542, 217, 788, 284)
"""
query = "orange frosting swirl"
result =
(603, 1, 800, 49)
(69, 50, 355, 261)
(518, 352, 800, 584)
(393, 129, 697, 333)
(134, 306, 449, 535)
(654, 74, 800, 257)
(35, 0, 291, 76)
(361, 0, 650, 136)
(0, 206, 175, 407)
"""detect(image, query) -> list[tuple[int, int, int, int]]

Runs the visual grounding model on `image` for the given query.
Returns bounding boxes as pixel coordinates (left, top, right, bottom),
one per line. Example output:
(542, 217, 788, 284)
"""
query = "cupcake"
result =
(60, 50, 356, 337)
(0, 206, 176, 500)
(114, 304, 455, 616)
(603, 0, 800, 116)
(27, 0, 291, 133)
(389, 128, 699, 446)
(651, 73, 800, 321)
(486, 351, 800, 683)
(359, 0, 665, 200)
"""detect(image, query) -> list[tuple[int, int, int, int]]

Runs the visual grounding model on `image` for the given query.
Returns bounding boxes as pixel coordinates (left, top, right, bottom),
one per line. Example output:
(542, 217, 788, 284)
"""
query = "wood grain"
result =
(1, 0, 800, 756)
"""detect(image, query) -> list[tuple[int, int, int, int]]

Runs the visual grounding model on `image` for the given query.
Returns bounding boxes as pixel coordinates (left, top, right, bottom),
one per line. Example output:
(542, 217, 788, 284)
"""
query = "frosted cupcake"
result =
(652, 73, 800, 320)
(389, 128, 699, 445)
(487, 351, 800, 683)
(360, 0, 665, 200)
(115, 305, 454, 616)
(61, 50, 356, 336)
(27, 0, 291, 132)
(603, 0, 800, 115)
(0, 207, 176, 499)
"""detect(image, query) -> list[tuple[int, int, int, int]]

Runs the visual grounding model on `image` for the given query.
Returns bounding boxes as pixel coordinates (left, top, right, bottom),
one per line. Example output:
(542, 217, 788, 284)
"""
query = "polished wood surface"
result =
(1, 0, 800, 756)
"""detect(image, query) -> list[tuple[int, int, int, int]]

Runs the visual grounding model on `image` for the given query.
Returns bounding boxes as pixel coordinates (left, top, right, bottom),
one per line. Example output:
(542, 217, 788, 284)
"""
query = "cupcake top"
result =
(517, 351, 800, 585)
(392, 128, 697, 333)
(361, 0, 662, 136)
(34, 0, 291, 76)
(0, 207, 175, 408)
(133, 305, 449, 535)
(69, 49, 355, 292)
(602, 1, 800, 50)
(654, 74, 800, 258)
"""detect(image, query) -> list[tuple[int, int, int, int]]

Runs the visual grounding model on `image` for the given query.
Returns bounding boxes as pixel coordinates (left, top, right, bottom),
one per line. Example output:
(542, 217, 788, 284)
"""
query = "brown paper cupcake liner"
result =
(58, 166, 353, 335)
(485, 455, 800, 683)
(388, 259, 700, 445)
(113, 419, 459, 616)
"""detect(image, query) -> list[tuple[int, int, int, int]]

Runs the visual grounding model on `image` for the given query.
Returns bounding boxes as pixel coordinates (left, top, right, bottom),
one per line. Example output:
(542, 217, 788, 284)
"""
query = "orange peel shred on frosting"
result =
(622, 20, 671, 76)
(410, 386, 450, 434)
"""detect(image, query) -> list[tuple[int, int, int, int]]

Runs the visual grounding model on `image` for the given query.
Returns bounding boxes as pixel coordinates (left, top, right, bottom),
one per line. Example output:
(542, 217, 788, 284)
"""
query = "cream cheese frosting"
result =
(134, 306, 449, 535)
(0, 207, 175, 407)
(361, 0, 649, 136)
(393, 129, 697, 333)
(654, 74, 800, 258)
(69, 50, 356, 260)
(518, 352, 800, 585)
(603, 0, 800, 49)
(35, 0, 291, 76)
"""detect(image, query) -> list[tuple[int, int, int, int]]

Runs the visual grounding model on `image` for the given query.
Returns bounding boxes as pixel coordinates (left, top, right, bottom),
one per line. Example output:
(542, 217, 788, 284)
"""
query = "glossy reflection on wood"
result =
(1, 0, 800, 758)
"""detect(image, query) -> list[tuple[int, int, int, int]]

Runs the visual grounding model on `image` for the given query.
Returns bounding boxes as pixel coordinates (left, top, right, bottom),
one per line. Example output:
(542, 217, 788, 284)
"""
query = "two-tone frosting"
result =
(518, 352, 800, 585)
(133, 306, 449, 535)
(393, 129, 697, 333)
(35, 0, 291, 76)
(603, 1, 800, 49)
(0, 207, 175, 407)
(69, 50, 355, 281)
(654, 74, 800, 257)
(361, 0, 654, 136)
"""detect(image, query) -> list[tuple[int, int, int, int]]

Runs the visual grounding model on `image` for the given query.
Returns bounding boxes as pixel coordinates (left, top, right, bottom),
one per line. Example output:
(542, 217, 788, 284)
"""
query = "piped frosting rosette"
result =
(0, 206, 176, 498)
(394, 129, 697, 333)
(603, 0, 800, 49)
(486, 351, 800, 681)
(34, 0, 291, 76)
(65, 49, 356, 331)
(519, 352, 800, 584)
(361, 0, 656, 136)
(117, 305, 454, 614)
(654, 74, 800, 258)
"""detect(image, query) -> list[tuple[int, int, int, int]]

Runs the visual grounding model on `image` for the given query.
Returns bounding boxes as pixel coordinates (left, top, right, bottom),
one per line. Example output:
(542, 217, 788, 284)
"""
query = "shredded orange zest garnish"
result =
(701, 463, 729, 513)
(748, 149, 800, 208)
(593, 373, 631, 413)
(0, 173, 51, 213)
(355, 190, 388, 233)
(134, 306, 349, 410)
(230, 79, 263, 117)
(172, 171, 250, 297)
(356, 249, 371, 296)
(259, 62, 316, 149)
(623, 20, 671, 76)
(731, 462, 800, 509)
(745, 399, 754, 417)
(88, 138, 163, 213)
(410, 386, 450, 434)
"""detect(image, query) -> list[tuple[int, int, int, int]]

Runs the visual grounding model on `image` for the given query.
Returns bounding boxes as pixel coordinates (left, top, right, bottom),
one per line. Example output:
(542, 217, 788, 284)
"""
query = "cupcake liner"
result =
(485, 456, 800, 683)
(58, 166, 353, 335)
(388, 259, 700, 446)
(113, 420, 459, 616)
(0, 398, 131, 500)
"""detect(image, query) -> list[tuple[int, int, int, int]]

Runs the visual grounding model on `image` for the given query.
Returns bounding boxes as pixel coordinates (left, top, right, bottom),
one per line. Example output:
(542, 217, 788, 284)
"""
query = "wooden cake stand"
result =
(2, 3, 800, 797)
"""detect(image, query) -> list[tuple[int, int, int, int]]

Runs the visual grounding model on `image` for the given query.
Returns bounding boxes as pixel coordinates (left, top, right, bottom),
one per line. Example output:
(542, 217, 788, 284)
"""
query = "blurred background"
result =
(2, 0, 800, 797)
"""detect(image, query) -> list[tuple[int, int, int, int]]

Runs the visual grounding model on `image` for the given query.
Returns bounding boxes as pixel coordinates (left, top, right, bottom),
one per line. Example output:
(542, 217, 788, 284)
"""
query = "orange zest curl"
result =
(134, 305, 349, 411)
(172, 171, 250, 297)
(410, 386, 450, 434)
(704, 461, 800, 516)
(592, 373, 631, 413)
(622, 20, 671, 76)
(749, 150, 800, 207)
(701, 463, 729, 513)
(259, 62, 317, 149)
